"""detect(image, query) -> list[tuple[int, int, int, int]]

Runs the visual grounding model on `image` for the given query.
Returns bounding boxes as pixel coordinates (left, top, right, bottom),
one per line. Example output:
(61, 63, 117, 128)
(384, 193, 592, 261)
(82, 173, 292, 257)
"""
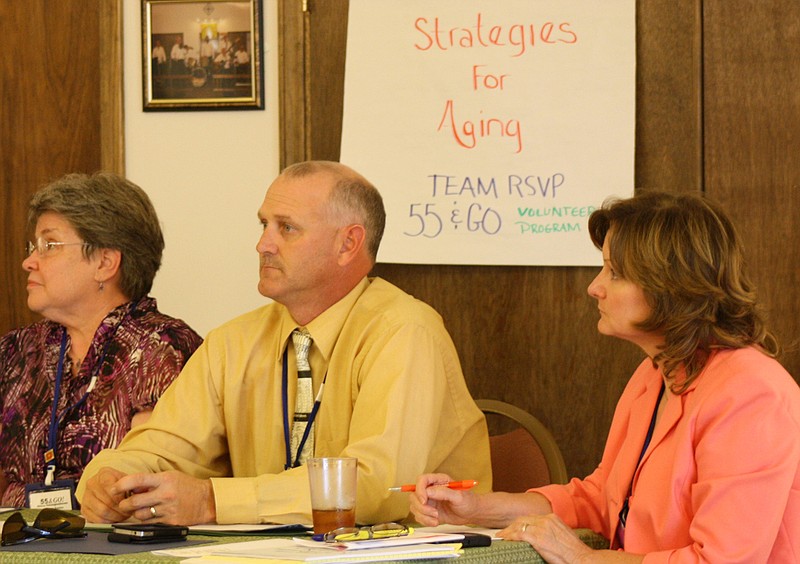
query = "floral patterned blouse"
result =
(0, 297, 202, 507)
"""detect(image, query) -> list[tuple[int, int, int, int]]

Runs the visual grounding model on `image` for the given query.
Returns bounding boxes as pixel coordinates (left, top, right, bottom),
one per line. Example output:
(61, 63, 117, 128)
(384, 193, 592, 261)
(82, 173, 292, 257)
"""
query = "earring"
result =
(99, 281, 105, 291)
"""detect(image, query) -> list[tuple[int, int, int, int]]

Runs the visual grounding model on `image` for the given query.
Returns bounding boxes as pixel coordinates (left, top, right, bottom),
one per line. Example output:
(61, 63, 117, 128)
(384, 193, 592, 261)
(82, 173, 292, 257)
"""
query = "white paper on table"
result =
(154, 537, 461, 561)
(292, 530, 464, 550)
(415, 524, 504, 540)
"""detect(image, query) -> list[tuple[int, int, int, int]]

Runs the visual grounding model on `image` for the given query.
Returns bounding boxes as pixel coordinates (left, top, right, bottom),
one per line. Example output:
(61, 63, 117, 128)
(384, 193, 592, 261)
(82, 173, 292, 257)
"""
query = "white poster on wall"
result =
(340, 0, 635, 266)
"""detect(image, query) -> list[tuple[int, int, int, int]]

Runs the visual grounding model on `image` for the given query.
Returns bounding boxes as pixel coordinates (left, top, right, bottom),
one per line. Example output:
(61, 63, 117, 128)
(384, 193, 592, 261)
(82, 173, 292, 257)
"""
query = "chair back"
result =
(476, 399, 568, 492)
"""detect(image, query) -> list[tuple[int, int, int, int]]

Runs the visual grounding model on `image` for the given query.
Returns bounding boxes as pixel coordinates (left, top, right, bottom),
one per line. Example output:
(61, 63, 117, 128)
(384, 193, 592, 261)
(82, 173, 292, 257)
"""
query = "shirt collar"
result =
(277, 277, 371, 361)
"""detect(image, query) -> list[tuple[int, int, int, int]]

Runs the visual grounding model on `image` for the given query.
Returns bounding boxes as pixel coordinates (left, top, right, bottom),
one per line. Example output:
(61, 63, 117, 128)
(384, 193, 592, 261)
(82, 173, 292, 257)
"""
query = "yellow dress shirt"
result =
(77, 277, 491, 524)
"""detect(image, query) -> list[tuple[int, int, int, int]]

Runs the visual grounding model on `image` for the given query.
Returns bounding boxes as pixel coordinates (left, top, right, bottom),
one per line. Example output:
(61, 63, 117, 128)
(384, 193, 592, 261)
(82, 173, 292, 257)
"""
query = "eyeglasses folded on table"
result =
(322, 522, 411, 542)
(0, 508, 86, 546)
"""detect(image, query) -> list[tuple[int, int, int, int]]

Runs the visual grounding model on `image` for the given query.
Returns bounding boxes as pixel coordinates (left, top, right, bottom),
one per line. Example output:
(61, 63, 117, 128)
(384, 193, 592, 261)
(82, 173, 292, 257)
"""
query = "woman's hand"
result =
(409, 473, 479, 526)
(410, 474, 556, 529)
(499, 514, 644, 564)
(499, 514, 593, 563)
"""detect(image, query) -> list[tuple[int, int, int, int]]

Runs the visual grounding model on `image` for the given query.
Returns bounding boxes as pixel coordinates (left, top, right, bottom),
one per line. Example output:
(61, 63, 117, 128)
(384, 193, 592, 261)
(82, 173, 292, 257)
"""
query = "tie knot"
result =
(292, 329, 313, 369)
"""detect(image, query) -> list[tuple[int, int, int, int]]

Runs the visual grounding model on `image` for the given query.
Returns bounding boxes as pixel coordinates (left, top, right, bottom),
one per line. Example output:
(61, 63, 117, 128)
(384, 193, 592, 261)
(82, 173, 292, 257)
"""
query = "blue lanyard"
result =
(45, 301, 138, 481)
(45, 330, 97, 483)
(281, 348, 326, 470)
(618, 381, 666, 533)
(46, 331, 70, 465)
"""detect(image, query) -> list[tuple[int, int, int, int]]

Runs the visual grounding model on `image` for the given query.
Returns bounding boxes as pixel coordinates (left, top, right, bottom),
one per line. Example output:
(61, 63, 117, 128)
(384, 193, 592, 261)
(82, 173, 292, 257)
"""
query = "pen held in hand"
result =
(388, 479, 478, 492)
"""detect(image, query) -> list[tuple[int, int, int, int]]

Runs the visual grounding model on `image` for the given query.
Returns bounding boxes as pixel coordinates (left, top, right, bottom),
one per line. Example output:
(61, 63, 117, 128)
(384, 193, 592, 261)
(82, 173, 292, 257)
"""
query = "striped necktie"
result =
(290, 328, 314, 466)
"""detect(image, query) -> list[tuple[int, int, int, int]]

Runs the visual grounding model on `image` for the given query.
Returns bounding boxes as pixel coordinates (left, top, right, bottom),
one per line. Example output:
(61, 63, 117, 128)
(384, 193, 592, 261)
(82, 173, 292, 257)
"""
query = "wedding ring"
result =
(150, 506, 157, 518)
(521, 522, 529, 533)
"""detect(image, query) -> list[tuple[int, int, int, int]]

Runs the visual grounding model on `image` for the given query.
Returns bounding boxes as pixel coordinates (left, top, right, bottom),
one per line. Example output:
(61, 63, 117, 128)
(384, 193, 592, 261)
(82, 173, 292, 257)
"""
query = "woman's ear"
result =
(94, 248, 123, 284)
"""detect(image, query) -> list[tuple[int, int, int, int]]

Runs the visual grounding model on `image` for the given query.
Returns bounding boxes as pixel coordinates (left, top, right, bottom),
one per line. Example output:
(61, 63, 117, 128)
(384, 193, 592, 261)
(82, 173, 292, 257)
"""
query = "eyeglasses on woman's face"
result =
(323, 522, 411, 543)
(26, 237, 88, 258)
(0, 508, 86, 546)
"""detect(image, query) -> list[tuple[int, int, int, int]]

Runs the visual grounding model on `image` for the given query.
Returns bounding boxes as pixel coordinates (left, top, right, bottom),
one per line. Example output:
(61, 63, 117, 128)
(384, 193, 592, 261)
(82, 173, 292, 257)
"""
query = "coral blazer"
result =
(535, 347, 800, 563)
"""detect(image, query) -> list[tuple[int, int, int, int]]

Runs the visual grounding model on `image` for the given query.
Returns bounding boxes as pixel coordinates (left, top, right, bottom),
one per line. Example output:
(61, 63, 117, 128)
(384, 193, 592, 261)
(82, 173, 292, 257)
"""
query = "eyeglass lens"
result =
(0, 509, 85, 546)
(0, 512, 27, 545)
(25, 238, 87, 257)
(25, 238, 52, 256)
(34, 508, 85, 534)
(324, 522, 408, 542)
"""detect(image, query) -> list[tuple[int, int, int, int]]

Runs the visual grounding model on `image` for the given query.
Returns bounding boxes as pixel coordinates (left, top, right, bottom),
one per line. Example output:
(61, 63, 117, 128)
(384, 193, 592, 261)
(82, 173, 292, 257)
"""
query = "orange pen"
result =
(388, 479, 478, 492)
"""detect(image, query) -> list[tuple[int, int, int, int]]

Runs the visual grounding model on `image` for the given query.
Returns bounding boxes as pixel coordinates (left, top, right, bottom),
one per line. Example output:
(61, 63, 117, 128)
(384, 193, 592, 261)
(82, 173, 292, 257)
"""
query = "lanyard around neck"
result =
(634, 381, 666, 472)
(45, 301, 137, 481)
(47, 331, 70, 464)
(45, 330, 97, 483)
(281, 347, 327, 470)
(617, 381, 666, 540)
(48, 330, 101, 453)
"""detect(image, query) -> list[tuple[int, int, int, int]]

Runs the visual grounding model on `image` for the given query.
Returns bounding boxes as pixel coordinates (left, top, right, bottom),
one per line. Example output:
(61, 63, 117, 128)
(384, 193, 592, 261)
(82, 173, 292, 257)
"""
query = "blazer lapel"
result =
(607, 374, 665, 542)
(638, 371, 702, 470)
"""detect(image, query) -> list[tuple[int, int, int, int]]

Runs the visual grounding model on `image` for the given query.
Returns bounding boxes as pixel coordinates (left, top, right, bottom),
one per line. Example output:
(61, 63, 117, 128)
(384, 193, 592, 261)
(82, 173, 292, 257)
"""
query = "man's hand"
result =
(113, 471, 217, 526)
(80, 467, 133, 523)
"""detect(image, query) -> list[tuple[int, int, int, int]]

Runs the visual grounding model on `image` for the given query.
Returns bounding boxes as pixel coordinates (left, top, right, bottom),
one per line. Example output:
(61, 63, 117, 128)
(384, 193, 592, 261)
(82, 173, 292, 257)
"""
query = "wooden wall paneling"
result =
(304, 0, 348, 162)
(0, 1, 109, 334)
(635, 0, 703, 192)
(99, 0, 125, 174)
(278, 0, 702, 478)
(702, 0, 800, 381)
(278, 0, 349, 167)
(278, 0, 307, 167)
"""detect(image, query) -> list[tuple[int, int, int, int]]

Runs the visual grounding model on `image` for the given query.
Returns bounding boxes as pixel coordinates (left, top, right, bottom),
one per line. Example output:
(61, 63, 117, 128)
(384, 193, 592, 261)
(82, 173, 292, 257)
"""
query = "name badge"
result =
(25, 480, 76, 510)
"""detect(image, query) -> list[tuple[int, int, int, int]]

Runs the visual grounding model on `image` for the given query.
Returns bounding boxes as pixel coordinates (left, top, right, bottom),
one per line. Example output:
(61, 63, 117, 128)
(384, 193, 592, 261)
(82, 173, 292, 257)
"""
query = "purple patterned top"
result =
(0, 297, 202, 507)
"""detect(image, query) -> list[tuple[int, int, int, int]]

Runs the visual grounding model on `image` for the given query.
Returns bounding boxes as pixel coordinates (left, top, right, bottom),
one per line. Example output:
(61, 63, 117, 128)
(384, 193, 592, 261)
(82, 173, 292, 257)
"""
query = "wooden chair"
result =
(476, 399, 569, 492)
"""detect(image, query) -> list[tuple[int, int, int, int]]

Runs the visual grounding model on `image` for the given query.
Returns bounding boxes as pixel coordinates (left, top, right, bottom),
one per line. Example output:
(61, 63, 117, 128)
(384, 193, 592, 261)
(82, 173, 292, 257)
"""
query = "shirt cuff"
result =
(211, 477, 259, 524)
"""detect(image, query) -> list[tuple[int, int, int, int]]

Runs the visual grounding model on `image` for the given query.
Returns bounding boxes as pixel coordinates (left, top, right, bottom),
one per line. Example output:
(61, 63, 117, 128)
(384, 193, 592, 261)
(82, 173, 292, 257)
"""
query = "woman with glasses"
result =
(0, 172, 202, 508)
(410, 191, 800, 563)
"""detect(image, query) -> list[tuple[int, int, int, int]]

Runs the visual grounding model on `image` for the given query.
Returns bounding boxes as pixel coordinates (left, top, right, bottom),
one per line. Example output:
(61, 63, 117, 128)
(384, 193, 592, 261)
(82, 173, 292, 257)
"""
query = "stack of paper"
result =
(292, 531, 464, 551)
(155, 534, 464, 563)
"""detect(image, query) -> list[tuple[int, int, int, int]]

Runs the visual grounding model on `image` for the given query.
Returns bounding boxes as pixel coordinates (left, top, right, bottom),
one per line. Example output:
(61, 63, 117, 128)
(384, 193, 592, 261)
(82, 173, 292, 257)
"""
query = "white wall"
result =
(123, 0, 279, 336)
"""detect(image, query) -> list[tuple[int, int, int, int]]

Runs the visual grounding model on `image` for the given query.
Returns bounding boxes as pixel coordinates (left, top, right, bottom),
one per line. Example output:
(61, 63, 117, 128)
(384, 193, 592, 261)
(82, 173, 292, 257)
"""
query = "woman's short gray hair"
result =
(28, 172, 164, 300)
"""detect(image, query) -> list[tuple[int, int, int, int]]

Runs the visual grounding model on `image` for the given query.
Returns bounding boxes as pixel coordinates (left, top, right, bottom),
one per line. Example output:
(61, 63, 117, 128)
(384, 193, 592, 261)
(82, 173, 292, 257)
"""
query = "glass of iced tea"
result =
(308, 457, 358, 534)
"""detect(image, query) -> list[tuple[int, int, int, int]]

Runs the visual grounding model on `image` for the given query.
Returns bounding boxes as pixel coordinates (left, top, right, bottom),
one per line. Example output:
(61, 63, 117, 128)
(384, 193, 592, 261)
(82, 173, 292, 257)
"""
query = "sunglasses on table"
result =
(0, 508, 86, 546)
(322, 522, 412, 543)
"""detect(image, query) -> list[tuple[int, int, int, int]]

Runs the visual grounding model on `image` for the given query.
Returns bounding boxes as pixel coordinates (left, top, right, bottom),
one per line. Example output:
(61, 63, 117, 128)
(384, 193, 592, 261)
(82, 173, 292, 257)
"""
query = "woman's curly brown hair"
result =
(588, 190, 779, 393)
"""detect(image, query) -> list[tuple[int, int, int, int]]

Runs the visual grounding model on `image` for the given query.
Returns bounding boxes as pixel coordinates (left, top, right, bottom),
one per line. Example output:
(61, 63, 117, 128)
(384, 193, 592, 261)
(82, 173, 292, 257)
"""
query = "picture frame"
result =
(142, 0, 264, 111)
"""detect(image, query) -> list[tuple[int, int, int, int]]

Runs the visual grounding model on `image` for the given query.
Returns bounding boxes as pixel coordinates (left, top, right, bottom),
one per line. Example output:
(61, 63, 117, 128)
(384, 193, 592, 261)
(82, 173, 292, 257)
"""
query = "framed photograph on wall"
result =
(142, 0, 264, 111)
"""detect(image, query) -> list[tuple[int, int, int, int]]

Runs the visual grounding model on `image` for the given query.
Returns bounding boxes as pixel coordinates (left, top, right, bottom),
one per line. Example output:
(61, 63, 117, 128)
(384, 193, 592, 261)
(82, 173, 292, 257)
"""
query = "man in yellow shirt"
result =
(77, 161, 491, 526)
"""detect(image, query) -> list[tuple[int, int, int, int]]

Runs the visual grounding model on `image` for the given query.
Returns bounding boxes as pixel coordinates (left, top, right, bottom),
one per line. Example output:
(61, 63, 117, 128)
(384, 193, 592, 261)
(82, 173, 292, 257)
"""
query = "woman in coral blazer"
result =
(410, 191, 800, 563)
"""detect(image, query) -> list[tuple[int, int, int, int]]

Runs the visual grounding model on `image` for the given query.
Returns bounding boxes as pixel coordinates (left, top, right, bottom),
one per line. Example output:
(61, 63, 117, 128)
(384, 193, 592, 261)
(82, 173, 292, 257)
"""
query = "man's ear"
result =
(337, 224, 367, 266)
(95, 248, 123, 284)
